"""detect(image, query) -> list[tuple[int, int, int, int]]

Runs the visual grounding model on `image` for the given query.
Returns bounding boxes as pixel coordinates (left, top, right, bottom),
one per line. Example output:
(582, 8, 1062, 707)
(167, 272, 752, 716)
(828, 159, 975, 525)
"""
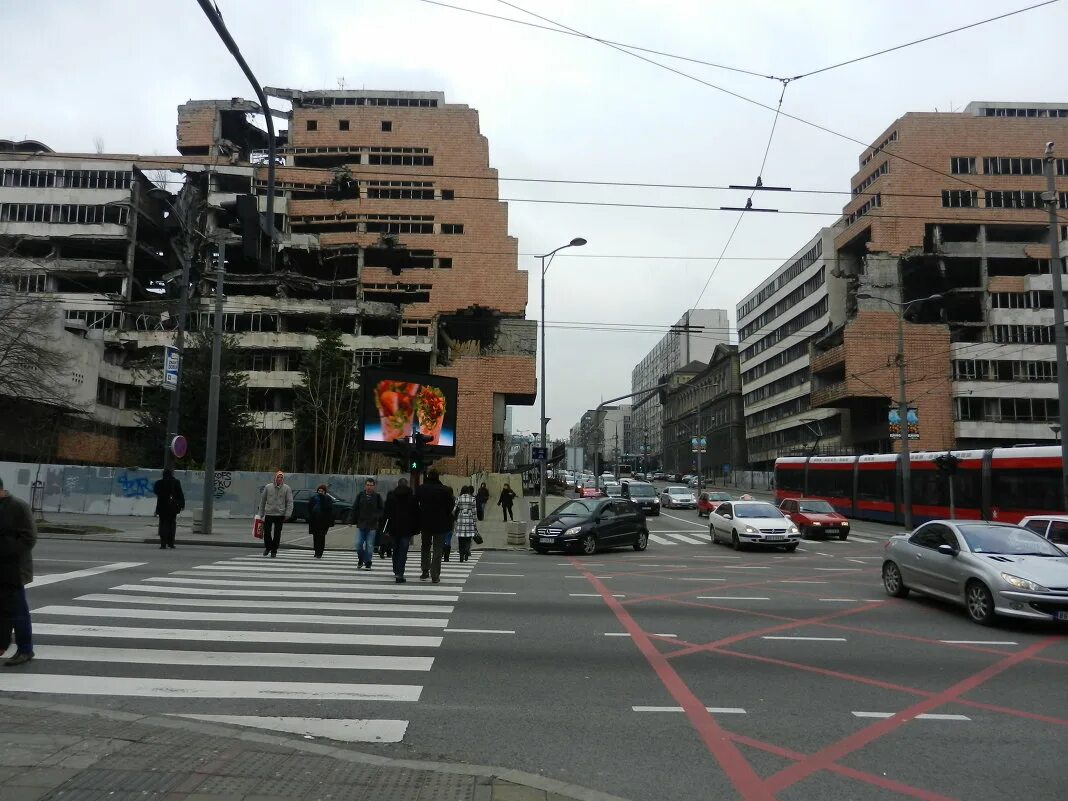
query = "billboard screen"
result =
(359, 368, 459, 455)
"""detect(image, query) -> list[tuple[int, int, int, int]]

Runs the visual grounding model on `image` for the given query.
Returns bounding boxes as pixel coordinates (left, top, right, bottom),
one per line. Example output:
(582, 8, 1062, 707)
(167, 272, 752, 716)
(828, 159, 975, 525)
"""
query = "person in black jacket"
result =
(153, 468, 185, 550)
(415, 470, 454, 583)
(475, 482, 490, 521)
(380, 478, 419, 583)
(0, 476, 37, 666)
(307, 484, 334, 558)
(498, 483, 517, 522)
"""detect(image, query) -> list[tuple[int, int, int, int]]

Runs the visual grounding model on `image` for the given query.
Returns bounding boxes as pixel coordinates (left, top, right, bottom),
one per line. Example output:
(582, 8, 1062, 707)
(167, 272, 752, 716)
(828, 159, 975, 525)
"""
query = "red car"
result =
(778, 498, 851, 540)
(697, 490, 733, 517)
(580, 485, 605, 499)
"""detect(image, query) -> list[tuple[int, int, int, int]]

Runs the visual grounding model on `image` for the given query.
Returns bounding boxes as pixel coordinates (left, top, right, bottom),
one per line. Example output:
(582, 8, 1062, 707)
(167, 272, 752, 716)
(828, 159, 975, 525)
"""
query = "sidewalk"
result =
(0, 697, 628, 801)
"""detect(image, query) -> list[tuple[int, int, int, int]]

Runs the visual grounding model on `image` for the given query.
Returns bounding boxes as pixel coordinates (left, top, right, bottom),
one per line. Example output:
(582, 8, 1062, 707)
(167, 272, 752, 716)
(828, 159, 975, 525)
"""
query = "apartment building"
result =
(0, 89, 536, 472)
(736, 227, 848, 470)
(810, 101, 1068, 451)
(630, 308, 729, 469)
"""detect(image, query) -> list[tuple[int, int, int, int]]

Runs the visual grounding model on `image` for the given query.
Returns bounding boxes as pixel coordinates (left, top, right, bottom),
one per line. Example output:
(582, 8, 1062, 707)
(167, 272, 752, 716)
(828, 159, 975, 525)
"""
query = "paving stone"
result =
(418, 771, 475, 801)
(56, 767, 185, 793)
(10, 767, 81, 788)
(0, 787, 53, 801)
(491, 782, 548, 801)
(192, 774, 265, 795)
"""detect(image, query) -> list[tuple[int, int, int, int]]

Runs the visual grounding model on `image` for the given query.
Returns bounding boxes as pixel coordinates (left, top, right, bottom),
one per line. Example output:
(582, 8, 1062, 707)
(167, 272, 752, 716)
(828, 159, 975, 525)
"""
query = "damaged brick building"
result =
(0, 89, 536, 472)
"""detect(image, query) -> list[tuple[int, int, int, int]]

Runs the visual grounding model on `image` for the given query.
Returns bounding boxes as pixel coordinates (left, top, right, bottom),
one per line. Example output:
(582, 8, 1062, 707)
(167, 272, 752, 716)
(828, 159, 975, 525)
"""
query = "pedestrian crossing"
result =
(4, 549, 483, 744)
(647, 530, 882, 546)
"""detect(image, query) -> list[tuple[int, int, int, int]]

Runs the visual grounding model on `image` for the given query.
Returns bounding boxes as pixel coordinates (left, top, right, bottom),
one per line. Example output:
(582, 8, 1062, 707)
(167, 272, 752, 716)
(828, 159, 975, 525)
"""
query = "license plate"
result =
(824, 529, 839, 535)
(1056, 611, 1068, 621)
(539, 537, 554, 544)
(764, 535, 785, 541)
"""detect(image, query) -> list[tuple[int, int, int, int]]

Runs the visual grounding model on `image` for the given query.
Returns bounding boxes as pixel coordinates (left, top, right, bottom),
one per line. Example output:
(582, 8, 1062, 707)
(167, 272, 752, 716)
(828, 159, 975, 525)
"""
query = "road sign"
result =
(532, 446, 547, 460)
(163, 346, 181, 391)
(170, 435, 188, 459)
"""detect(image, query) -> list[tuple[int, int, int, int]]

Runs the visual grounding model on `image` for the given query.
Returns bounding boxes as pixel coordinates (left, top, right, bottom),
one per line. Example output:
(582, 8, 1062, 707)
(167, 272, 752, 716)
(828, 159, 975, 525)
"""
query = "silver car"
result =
(882, 520, 1068, 626)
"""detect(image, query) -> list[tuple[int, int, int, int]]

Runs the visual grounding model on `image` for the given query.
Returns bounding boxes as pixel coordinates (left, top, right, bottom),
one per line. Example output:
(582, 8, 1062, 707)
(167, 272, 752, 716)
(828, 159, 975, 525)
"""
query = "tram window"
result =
(807, 469, 851, 499)
(954, 468, 981, 508)
(777, 468, 805, 493)
(992, 468, 1063, 512)
(857, 468, 895, 502)
(911, 471, 946, 507)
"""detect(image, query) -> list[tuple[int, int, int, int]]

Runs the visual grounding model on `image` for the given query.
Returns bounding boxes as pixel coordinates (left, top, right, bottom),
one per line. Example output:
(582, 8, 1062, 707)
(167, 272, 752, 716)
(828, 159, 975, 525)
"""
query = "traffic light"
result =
(218, 194, 262, 261)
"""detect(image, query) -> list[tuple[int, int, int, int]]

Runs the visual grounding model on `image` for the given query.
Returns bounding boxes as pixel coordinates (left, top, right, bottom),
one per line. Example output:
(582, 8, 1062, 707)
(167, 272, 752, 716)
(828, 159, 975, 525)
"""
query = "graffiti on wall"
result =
(214, 471, 232, 499)
(116, 472, 152, 498)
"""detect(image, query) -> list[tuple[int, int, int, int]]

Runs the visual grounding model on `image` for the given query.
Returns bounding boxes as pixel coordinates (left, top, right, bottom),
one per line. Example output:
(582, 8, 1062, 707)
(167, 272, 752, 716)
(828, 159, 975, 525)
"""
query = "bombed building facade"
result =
(0, 90, 536, 472)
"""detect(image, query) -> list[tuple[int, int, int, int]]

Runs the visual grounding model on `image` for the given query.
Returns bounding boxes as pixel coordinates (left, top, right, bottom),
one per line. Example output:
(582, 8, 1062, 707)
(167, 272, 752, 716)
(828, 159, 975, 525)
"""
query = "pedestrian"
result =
(498, 482, 516, 522)
(307, 484, 334, 559)
(475, 482, 489, 521)
(152, 468, 184, 550)
(0, 477, 36, 667)
(257, 470, 294, 558)
(453, 485, 478, 563)
(416, 469, 454, 583)
(351, 478, 384, 570)
(380, 478, 419, 583)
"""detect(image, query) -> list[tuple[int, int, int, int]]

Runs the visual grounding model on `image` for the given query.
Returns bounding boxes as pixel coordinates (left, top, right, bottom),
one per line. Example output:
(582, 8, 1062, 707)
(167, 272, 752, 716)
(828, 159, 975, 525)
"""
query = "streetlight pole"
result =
(857, 292, 942, 530)
(1043, 143, 1068, 513)
(539, 237, 587, 519)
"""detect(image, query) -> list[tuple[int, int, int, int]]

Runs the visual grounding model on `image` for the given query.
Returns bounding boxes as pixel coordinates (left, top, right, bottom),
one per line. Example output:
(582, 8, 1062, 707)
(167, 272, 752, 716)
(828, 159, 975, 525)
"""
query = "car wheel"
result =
(731, 531, 743, 551)
(633, 531, 648, 551)
(965, 580, 997, 626)
(580, 533, 597, 555)
(784, 543, 798, 552)
(882, 561, 909, 598)
(709, 526, 717, 545)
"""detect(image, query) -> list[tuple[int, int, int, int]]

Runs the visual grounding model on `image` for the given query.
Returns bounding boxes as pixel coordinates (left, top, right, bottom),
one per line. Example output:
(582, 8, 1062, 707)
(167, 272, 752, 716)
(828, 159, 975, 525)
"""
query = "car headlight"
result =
(789, 525, 799, 534)
(563, 526, 582, 537)
(1001, 573, 1049, 592)
(841, 521, 849, 526)
(811, 521, 822, 527)
(744, 525, 758, 534)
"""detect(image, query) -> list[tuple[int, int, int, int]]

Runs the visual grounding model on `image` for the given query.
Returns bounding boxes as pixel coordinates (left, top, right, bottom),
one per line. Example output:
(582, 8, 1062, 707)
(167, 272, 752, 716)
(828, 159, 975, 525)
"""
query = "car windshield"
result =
(958, 524, 1066, 557)
(555, 500, 598, 517)
(734, 503, 784, 519)
(667, 487, 690, 495)
(710, 493, 731, 500)
(628, 485, 656, 497)
(798, 500, 835, 514)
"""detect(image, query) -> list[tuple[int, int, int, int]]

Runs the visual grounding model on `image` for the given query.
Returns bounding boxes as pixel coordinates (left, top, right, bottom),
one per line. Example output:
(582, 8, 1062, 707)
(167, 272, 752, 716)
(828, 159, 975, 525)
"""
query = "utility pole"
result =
(1043, 142, 1068, 512)
(895, 314, 912, 531)
(200, 241, 229, 536)
(163, 186, 198, 470)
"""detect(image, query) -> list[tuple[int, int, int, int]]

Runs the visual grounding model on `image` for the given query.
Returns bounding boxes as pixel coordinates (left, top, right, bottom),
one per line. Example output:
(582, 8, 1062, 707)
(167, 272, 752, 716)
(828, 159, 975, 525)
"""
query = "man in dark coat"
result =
(380, 478, 420, 583)
(415, 470, 454, 583)
(306, 484, 334, 559)
(0, 477, 37, 666)
(475, 482, 490, 521)
(153, 468, 185, 549)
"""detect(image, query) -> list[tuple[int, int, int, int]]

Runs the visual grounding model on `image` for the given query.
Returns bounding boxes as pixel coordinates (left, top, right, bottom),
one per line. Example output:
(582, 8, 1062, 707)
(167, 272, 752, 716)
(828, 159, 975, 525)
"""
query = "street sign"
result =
(170, 435, 188, 459)
(532, 446, 547, 460)
(163, 346, 181, 391)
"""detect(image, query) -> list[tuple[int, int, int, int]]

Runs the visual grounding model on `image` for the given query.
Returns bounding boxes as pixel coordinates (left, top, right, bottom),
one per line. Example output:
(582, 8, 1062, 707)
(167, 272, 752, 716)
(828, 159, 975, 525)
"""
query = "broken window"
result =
(339, 120, 349, 131)
(985, 190, 1042, 209)
(992, 325, 1053, 344)
(983, 157, 1043, 176)
(950, 157, 976, 175)
(306, 120, 318, 131)
(440, 223, 464, 235)
(361, 318, 399, 336)
(941, 190, 977, 208)
(944, 258, 981, 287)
(441, 189, 454, 201)
(381, 121, 393, 132)
(986, 225, 1046, 243)
(401, 318, 431, 336)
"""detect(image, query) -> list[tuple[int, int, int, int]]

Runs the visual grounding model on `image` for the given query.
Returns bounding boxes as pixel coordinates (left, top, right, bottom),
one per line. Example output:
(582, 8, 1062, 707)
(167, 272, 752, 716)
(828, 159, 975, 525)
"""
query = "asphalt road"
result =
(6, 498, 1067, 801)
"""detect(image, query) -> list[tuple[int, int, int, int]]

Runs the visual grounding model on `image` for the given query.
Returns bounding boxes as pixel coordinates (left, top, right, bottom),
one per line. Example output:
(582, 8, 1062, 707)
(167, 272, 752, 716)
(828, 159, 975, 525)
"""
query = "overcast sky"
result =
(4, 0, 1066, 442)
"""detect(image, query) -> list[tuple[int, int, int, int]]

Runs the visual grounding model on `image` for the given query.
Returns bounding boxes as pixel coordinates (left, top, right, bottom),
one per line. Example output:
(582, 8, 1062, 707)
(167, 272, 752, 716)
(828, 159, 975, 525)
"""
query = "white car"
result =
(709, 500, 800, 551)
(660, 485, 697, 509)
(1018, 515, 1068, 554)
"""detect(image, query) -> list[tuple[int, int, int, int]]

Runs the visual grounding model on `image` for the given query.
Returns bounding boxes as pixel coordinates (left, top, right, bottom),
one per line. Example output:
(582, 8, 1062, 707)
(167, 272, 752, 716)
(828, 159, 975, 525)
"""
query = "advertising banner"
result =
(358, 368, 459, 455)
(888, 406, 919, 440)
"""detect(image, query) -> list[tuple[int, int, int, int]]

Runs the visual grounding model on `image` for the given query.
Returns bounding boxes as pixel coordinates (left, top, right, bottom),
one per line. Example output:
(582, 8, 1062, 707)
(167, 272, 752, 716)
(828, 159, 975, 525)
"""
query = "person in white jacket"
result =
(257, 471, 294, 558)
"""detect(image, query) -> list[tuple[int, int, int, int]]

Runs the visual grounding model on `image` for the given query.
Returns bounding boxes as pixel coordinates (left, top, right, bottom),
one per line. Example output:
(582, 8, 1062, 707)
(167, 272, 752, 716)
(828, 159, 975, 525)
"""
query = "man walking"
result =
(257, 471, 293, 558)
(0, 477, 36, 667)
(352, 478, 383, 570)
(380, 478, 419, 583)
(416, 469, 454, 583)
(152, 468, 184, 549)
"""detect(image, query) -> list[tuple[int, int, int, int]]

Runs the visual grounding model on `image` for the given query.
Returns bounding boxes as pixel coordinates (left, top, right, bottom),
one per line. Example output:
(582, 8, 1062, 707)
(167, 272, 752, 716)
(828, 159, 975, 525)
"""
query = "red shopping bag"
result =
(253, 514, 264, 539)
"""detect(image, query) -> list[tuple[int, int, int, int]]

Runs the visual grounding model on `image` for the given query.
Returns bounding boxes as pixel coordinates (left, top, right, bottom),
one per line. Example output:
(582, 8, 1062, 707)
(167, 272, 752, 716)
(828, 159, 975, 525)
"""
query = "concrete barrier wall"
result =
(0, 461, 523, 518)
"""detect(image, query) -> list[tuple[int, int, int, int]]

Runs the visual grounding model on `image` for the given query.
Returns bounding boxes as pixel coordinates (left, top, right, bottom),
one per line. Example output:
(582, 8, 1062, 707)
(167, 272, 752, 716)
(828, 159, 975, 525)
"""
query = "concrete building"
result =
(630, 308, 730, 469)
(662, 345, 747, 477)
(736, 227, 848, 470)
(0, 90, 536, 473)
(810, 101, 1068, 452)
(594, 404, 632, 474)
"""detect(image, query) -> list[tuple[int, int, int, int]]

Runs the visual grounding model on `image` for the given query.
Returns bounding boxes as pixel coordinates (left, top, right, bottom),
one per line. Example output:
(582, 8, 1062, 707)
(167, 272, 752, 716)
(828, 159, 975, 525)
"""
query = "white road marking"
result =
(818, 598, 858, 602)
(155, 577, 461, 591)
(720, 566, 770, 570)
(632, 706, 747, 714)
(33, 624, 440, 648)
(565, 575, 612, 579)
(34, 605, 448, 629)
(658, 512, 707, 529)
(0, 674, 421, 702)
(661, 532, 706, 545)
(31, 562, 144, 587)
(76, 594, 455, 615)
(697, 596, 770, 601)
(35, 559, 115, 564)
(648, 535, 677, 545)
(813, 568, 862, 572)
(815, 552, 834, 557)
(30, 645, 434, 671)
(852, 712, 971, 721)
(780, 580, 827, 584)
(762, 636, 847, 642)
(605, 632, 677, 638)
(569, 593, 625, 598)
(112, 584, 459, 601)
(443, 628, 515, 634)
(461, 591, 518, 595)
(674, 578, 726, 582)
(851, 536, 876, 543)
(169, 715, 408, 743)
(473, 573, 524, 577)
(940, 640, 1019, 646)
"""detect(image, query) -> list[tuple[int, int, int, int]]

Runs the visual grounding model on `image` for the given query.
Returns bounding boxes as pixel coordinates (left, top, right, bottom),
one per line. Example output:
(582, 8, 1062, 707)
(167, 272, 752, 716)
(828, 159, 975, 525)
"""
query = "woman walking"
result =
(475, 482, 489, 521)
(307, 484, 334, 559)
(453, 485, 478, 563)
(498, 482, 516, 522)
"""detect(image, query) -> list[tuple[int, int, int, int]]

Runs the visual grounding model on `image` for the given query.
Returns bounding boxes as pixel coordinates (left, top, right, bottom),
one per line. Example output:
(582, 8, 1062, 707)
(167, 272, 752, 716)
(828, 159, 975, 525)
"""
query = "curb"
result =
(0, 697, 632, 801)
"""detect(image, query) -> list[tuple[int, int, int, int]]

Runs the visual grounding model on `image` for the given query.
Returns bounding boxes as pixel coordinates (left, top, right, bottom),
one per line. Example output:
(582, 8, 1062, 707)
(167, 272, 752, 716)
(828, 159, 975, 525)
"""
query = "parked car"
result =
(697, 490, 733, 517)
(530, 497, 649, 554)
(622, 480, 660, 516)
(288, 489, 351, 524)
(660, 485, 697, 509)
(779, 498, 851, 540)
(1018, 515, 1068, 553)
(709, 500, 800, 551)
(882, 520, 1068, 625)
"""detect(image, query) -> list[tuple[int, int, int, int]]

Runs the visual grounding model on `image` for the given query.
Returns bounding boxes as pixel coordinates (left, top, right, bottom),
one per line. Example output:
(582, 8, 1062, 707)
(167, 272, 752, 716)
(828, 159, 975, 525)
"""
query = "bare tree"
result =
(93, 136, 105, 154)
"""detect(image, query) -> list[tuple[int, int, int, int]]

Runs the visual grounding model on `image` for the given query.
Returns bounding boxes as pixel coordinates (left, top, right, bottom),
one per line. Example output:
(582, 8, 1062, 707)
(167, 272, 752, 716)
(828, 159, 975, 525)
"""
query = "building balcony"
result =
(809, 343, 845, 375)
(809, 380, 885, 410)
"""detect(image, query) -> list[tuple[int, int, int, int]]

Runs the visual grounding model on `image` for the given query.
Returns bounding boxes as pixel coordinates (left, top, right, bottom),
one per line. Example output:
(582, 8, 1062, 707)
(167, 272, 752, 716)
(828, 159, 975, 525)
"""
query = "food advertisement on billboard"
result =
(359, 368, 458, 455)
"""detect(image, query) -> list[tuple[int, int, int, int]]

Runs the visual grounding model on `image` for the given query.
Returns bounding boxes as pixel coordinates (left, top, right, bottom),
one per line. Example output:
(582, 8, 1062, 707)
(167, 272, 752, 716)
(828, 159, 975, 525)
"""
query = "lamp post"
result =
(540, 237, 587, 519)
(856, 292, 942, 530)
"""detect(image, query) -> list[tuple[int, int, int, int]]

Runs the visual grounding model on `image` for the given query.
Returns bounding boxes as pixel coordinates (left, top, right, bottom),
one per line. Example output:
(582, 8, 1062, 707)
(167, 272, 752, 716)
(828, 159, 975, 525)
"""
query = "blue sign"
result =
(163, 346, 181, 391)
(532, 446, 547, 460)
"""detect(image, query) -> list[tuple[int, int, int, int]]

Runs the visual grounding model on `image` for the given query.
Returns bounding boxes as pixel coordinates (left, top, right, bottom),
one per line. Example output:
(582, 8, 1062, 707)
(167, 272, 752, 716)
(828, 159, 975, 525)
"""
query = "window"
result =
(985, 190, 1042, 209)
(856, 466, 895, 502)
(441, 223, 464, 235)
(381, 121, 393, 132)
(306, 120, 318, 131)
(852, 162, 888, 195)
(441, 189, 454, 200)
(845, 193, 881, 226)
(338, 120, 349, 131)
(437, 257, 453, 269)
(942, 190, 977, 208)
(806, 467, 851, 500)
(992, 324, 1053, 344)
(1049, 521, 1068, 545)
(909, 523, 948, 550)
(950, 157, 976, 175)
(992, 467, 1063, 512)
(983, 157, 1043, 176)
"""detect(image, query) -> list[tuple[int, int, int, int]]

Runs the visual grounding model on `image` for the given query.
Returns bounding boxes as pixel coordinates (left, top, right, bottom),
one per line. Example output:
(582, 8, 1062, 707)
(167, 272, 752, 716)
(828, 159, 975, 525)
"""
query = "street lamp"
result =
(856, 292, 942, 530)
(540, 237, 587, 519)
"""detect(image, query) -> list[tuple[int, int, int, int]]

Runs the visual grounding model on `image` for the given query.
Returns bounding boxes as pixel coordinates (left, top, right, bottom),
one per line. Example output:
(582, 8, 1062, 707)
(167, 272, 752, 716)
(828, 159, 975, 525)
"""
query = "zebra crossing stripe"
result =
(172, 570, 466, 584)
(151, 577, 465, 591)
(195, 564, 471, 578)
(77, 594, 455, 615)
(111, 584, 461, 602)
(29, 645, 434, 671)
(648, 534, 677, 545)
(168, 715, 408, 743)
(663, 532, 706, 545)
(33, 624, 442, 648)
(34, 605, 450, 629)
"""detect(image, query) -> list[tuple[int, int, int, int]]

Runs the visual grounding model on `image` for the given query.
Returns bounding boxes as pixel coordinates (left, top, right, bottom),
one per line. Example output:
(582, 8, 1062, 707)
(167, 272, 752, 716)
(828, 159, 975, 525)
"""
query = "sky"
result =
(3, 0, 1067, 442)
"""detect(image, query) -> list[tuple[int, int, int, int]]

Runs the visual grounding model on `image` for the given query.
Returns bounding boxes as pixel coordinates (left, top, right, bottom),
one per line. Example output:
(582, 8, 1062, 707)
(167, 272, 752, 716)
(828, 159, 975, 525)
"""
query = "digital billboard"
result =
(358, 368, 459, 455)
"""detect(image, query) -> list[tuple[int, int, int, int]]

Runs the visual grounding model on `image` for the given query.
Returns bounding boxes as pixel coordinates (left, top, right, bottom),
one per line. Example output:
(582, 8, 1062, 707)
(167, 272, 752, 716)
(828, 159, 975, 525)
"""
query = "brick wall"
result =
(55, 430, 121, 465)
(176, 106, 217, 154)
